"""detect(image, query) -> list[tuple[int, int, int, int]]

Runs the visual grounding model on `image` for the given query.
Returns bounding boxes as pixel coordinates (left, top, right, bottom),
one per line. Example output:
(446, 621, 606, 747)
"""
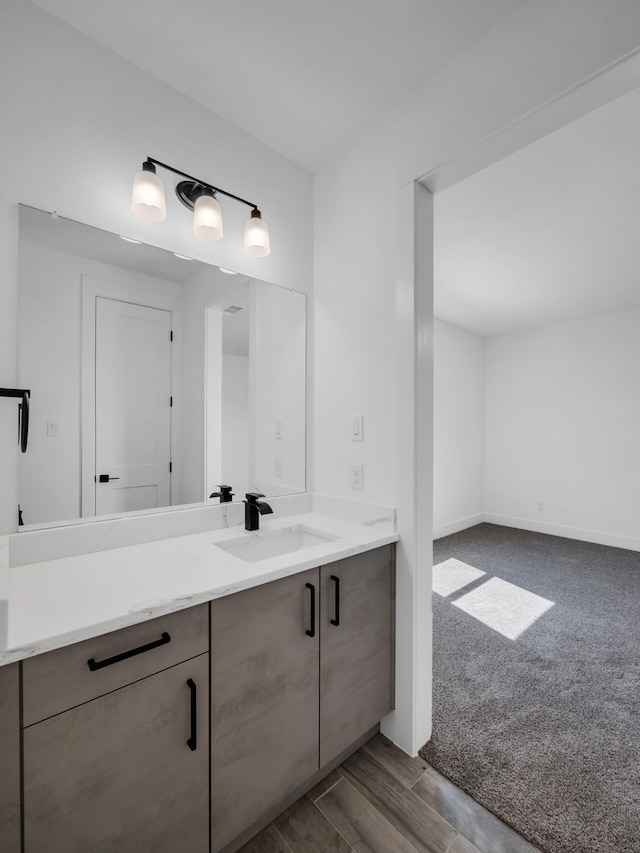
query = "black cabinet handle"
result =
(87, 631, 171, 671)
(330, 575, 340, 626)
(305, 583, 316, 638)
(186, 678, 197, 751)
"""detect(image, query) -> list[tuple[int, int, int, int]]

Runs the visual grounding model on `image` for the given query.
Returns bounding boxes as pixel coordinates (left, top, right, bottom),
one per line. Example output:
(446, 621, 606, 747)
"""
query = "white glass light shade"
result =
(244, 211, 271, 257)
(131, 168, 166, 221)
(193, 193, 223, 241)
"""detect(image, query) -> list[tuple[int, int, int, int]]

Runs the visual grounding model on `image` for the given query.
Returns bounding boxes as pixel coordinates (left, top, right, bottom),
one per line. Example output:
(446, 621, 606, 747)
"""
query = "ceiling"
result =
(30, 0, 521, 171)
(435, 85, 640, 336)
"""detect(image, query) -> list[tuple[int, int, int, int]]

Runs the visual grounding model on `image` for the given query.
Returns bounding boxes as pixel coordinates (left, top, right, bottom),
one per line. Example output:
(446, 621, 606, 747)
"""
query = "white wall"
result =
(221, 355, 249, 500)
(434, 311, 640, 552)
(181, 266, 239, 504)
(433, 319, 485, 538)
(0, 0, 312, 534)
(485, 310, 640, 551)
(250, 283, 306, 496)
(313, 1, 640, 754)
(18, 240, 181, 525)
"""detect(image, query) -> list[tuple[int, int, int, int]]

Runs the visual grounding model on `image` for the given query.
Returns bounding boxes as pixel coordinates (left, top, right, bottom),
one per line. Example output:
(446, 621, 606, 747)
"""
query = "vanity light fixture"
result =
(218, 267, 238, 275)
(120, 235, 142, 244)
(131, 157, 270, 257)
(173, 252, 193, 260)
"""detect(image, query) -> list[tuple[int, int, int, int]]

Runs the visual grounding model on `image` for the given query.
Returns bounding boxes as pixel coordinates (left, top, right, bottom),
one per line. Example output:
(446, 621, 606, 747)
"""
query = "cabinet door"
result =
(24, 654, 209, 853)
(320, 546, 394, 766)
(211, 569, 320, 852)
(0, 663, 20, 852)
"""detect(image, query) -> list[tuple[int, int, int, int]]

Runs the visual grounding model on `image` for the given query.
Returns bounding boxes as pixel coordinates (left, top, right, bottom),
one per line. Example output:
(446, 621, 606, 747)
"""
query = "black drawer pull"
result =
(305, 583, 316, 638)
(87, 631, 171, 671)
(187, 678, 197, 751)
(330, 575, 340, 626)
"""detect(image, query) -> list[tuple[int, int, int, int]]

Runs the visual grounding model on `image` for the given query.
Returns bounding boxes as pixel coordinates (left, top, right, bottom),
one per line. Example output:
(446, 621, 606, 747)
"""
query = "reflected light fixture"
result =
(131, 157, 270, 257)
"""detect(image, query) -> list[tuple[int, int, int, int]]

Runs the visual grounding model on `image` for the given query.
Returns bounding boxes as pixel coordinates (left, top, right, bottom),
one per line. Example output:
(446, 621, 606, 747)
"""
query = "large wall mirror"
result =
(17, 205, 307, 528)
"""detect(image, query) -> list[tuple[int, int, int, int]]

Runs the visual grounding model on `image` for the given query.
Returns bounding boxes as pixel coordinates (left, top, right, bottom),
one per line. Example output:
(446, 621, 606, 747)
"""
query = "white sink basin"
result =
(216, 525, 339, 563)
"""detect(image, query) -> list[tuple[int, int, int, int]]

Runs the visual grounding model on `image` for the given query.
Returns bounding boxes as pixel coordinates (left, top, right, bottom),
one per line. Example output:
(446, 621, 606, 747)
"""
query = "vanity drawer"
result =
(22, 604, 209, 726)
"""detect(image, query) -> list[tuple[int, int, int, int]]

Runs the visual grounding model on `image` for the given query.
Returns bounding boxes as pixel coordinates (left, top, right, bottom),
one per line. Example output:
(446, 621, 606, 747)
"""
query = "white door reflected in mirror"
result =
(95, 298, 171, 516)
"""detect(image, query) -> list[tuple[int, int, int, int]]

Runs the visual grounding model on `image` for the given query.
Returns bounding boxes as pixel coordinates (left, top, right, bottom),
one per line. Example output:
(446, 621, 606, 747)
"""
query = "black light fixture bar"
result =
(145, 158, 258, 210)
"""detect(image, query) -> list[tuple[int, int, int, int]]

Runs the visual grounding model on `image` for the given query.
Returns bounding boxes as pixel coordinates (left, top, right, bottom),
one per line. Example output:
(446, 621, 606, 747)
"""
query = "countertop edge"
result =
(0, 514, 398, 667)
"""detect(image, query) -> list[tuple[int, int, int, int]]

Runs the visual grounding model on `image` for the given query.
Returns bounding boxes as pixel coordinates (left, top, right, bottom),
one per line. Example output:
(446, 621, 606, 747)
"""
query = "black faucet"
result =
(244, 492, 273, 531)
(210, 485, 234, 503)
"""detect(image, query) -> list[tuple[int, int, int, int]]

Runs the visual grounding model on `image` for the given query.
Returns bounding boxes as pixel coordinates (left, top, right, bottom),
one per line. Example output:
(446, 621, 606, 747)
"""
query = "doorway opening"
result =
(426, 70, 640, 853)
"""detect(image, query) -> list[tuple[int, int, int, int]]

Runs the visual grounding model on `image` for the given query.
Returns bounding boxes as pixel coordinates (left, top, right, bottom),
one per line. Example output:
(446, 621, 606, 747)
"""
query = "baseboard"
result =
(484, 513, 640, 553)
(433, 514, 484, 540)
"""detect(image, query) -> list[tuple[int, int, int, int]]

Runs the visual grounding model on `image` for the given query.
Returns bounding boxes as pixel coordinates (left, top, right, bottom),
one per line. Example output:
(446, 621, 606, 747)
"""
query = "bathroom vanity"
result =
(4, 204, 401, 851)
(0, 513, 397, 852)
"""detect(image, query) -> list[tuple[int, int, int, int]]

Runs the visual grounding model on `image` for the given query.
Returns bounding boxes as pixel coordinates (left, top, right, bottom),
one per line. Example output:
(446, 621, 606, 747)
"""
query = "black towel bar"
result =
(0, 388, 31, 452)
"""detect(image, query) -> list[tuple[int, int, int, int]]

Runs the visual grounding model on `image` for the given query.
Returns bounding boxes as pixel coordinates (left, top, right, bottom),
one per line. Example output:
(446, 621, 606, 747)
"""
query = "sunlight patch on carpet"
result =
(433, 558, 486, 597)
(452, 576, 555, 640)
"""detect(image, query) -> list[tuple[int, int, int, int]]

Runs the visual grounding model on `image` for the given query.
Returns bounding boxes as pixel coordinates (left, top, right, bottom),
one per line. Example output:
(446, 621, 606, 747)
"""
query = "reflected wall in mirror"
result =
(17, 205, 306, 528)
(208, 281, 306, 502)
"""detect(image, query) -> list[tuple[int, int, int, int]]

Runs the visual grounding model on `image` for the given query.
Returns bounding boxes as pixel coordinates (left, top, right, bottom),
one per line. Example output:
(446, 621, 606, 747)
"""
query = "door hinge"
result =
(170, 330, 174, 342)
(169, 461, 173, 473)
(170, 396, 173, 407)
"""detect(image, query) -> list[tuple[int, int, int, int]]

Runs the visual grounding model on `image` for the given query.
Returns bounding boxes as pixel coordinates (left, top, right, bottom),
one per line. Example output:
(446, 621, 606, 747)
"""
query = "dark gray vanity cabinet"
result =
(211, 567, 321, 852)
(10, 544, 394, 853)
(0, 663, 21, 853)
(22, 606, 210, 853)
(319, 545, 395, 766)
(210, 545, 395, 852)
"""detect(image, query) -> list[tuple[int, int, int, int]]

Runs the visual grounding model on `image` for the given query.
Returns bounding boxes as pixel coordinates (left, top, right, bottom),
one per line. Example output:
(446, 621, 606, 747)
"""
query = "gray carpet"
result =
(420, 523, 640, 853)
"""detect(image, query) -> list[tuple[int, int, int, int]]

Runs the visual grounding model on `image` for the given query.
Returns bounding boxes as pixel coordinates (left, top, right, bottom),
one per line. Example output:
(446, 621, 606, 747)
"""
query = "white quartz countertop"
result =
(0, 513, 398, 667)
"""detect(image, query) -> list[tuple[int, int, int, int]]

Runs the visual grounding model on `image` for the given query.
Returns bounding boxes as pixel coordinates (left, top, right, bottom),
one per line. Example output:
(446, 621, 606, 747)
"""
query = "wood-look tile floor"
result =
(238, 733, 542, 853)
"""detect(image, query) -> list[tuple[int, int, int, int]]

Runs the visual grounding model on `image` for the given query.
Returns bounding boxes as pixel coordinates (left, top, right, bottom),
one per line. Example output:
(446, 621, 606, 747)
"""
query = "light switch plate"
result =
(47, 420, 61, 437)
(350, 414, 363, 442)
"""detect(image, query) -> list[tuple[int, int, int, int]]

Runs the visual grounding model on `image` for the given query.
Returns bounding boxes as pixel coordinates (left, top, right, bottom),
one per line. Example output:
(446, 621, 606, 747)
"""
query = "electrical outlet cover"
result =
(350, 463, 364, 490)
